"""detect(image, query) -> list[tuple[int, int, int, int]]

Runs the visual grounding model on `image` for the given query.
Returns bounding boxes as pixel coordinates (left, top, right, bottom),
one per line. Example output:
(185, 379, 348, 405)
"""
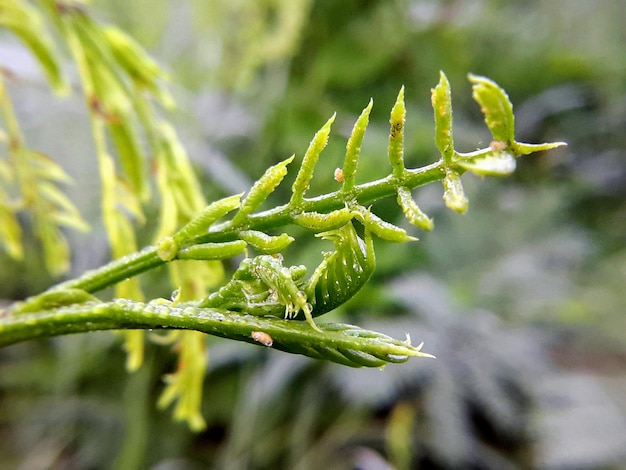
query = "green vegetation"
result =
(1, 1, 624, 468)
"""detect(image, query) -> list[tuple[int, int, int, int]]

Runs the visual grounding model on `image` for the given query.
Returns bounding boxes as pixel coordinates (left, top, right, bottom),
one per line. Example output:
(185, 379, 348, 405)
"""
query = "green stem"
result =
(0, 300, 433, 367)
(53, 245, 163, 292)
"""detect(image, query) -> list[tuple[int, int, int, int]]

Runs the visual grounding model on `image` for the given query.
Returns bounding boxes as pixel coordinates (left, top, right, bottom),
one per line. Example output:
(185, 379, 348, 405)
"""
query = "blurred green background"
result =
(1, 1, 625, 468)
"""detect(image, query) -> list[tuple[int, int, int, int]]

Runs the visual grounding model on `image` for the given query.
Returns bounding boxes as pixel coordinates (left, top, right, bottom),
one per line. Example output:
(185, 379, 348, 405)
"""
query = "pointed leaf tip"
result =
(468, 74, 515, 143)
(388, 88, 407, 177)
(443, 169, 468, 214)
(511, 141, 567, 156)
(458, 151, 517, 177)
(290, 114, 336, 204)
(342, 98, 374, 192)
(431, 72, 454, 161)
(396, 85, 405, 101)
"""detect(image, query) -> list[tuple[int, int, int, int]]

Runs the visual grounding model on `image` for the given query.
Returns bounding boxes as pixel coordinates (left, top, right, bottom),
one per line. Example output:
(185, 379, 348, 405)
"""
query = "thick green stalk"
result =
(0, 300, 433, 367)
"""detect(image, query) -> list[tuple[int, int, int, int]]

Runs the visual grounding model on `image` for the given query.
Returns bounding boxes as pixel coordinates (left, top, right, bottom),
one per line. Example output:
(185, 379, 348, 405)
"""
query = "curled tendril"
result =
(199, 219, 376, 332)
(305, 220, 376, 315)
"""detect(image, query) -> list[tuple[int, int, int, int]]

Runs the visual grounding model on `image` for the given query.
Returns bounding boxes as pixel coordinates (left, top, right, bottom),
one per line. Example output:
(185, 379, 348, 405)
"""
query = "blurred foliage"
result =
(1, 0, 626, 468)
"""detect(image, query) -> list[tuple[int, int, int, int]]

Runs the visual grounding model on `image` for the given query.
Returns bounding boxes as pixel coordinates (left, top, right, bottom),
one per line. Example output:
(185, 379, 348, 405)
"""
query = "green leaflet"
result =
(86, 57, 131, 117)
(468, 74, 515, 144)
(231, 155, 294, 226)
(342, 99, 373, 193)
(294, 207, 354, 231)
(431, 71, 454, 162)
(388, 86, 407, 177)
(156, 122, 207, 222)
(511, 141, 567, 156)
(0, 0, 67, 93)
(238, 230, 295, 254)
(152, 147, 179, 240)
(176, 241, 248, 261)
(98, 151, 142, 261)
(442, 168, 468, 214)
(108, 118, 149, 201)
(156, 330, 207, 431)
(290, 114, 336, 206)
(29, 151, 73, 184)
(397, 186, 433, 231)
(38, 181, 90, 232)
(112, 174, 145, 225)
(174, 194, 242, 243)
(0, 192, 23, 260)
(357, 208, 417, 243)
(457, 149, 517, 177)
(29, 152, 89, 233)
(103, 26, 173, 107)
(68, 12, 134, 108)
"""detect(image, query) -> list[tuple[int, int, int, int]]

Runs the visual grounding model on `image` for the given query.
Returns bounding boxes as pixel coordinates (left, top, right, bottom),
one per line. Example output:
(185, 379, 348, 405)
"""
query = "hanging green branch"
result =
(0, 74, 88, 275)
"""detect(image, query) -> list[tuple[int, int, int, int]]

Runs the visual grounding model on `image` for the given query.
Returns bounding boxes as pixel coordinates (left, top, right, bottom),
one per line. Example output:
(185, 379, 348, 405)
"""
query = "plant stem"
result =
(0, 300, 433, 367)
(52, 245, 164, 293)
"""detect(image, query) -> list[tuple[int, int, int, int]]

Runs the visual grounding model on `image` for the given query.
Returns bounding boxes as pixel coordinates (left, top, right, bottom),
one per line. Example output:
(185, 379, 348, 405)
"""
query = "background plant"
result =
(1, 1, 625, 469)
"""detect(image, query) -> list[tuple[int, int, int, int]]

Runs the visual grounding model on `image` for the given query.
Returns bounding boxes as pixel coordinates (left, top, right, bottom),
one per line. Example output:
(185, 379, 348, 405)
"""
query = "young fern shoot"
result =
(2, 73, 565, 367)
(0, 72, 566, 433)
